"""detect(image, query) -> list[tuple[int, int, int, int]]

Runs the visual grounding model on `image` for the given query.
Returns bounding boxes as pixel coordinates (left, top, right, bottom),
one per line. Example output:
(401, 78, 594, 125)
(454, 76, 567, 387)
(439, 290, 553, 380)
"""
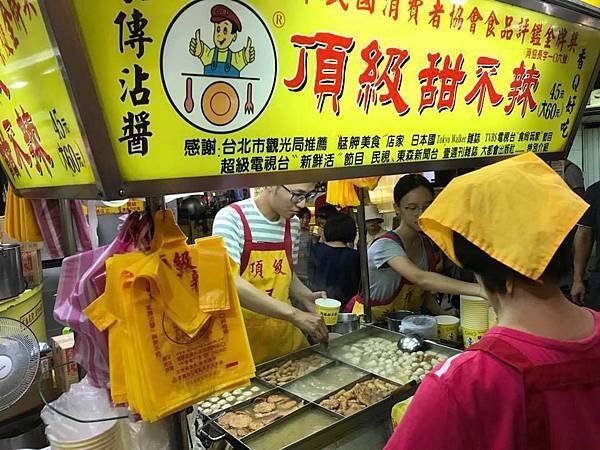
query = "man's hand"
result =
(571, 280, 586, 306)
(292, 310, 328, 343)
(189, 29, 203, 58)
(300, 291, 326, 313)
(244, 37, 255, 63)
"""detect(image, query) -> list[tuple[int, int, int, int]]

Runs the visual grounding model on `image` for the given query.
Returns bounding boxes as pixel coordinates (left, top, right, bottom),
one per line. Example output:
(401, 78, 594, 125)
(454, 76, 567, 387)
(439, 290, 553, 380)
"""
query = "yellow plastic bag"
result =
(85, 213, 255, 421)
(326, 180, 360, 207)
(326, 177, 379, 207)
(4, 185, 42, 242)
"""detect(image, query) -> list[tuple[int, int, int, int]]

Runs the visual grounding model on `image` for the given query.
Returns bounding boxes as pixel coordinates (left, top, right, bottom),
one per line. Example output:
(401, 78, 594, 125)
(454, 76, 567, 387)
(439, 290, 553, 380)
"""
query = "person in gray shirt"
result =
(345, 175, 481, 322)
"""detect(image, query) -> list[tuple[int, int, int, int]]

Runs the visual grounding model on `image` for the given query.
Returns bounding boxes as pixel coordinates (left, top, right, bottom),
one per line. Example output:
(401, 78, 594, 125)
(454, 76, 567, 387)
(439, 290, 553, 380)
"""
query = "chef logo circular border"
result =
(160, 0, 277, 134)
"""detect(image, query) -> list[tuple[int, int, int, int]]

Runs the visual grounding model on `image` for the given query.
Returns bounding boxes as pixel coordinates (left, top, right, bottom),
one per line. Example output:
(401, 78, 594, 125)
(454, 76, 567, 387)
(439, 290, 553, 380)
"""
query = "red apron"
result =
(230, 204, 308, 364)
(469, 335, 600, 449)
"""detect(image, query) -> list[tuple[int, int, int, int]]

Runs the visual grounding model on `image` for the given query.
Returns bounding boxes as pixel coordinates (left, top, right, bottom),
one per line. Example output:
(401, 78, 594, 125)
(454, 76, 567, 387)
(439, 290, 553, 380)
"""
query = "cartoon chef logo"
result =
(161, 0, 276, 134)
(189, 5, 256, 78)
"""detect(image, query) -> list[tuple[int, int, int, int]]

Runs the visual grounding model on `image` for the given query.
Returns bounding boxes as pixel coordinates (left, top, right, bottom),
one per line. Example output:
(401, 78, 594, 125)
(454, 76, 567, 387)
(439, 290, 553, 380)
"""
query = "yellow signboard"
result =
(73, 0, 600, 183)
(0, 0, 94, 191)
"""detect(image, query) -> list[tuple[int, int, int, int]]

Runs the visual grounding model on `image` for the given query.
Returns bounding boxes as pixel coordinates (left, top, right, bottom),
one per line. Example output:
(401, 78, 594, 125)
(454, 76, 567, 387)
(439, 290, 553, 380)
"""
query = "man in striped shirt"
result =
(213, 184, 328, 363)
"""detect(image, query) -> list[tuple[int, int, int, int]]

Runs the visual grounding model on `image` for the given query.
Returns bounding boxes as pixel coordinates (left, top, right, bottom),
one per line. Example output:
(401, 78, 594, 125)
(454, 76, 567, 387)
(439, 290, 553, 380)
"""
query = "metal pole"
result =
(145, 196, 166, 215)
(58, 199, 77, 256)
(356, 188, 372, 323)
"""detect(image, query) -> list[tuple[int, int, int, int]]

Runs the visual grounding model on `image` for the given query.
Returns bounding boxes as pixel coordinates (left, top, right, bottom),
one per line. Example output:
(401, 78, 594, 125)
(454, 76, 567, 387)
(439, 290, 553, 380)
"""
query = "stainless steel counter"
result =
(193, 326, 461, 450)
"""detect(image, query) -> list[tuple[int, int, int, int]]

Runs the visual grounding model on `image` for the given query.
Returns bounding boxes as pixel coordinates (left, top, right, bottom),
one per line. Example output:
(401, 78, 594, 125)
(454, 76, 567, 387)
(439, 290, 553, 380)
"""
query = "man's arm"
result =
(572, 226, 594, 305)
(236, 275, 328, 342)
(289, 273, 326, 313)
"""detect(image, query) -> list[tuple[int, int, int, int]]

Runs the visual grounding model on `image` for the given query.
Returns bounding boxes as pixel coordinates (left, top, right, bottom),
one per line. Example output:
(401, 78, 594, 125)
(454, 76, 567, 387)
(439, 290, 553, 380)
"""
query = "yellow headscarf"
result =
(419, 153, 588, 280)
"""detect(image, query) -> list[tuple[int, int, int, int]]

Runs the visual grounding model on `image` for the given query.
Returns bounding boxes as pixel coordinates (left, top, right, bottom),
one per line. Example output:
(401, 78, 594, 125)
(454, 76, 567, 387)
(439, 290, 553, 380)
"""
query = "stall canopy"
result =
(0, 0, 599, 199)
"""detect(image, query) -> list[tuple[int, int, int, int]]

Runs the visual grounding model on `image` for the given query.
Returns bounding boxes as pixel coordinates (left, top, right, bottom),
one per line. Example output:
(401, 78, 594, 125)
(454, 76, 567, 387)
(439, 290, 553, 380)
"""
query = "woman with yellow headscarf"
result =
(386, 153, 600, 450)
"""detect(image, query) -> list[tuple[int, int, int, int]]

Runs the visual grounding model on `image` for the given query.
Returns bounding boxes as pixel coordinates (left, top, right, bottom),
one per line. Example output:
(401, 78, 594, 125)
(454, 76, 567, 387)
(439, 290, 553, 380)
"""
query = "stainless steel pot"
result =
(0, 244, 26, 301)
(386, 310, 415, 333)
(332, 313, 360, 334)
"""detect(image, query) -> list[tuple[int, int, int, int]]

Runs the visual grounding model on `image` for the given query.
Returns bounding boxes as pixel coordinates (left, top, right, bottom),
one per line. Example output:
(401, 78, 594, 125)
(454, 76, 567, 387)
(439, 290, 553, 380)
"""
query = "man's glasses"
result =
(281, 185, 317, 205)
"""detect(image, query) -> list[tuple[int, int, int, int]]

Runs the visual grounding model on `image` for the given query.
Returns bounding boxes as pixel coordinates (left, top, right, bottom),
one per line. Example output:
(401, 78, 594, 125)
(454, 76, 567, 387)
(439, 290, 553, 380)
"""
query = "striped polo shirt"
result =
(212, 198, 300, 267)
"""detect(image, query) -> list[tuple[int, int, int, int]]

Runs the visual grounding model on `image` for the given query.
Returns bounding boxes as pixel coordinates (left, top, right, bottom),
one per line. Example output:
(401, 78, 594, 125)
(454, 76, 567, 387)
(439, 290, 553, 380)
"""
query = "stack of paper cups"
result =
(460, 295, 489, 348)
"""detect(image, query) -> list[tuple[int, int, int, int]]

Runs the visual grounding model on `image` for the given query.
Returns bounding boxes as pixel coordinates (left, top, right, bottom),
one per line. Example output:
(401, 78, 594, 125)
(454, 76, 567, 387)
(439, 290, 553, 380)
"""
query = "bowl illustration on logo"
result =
(201, 81, 239, 126)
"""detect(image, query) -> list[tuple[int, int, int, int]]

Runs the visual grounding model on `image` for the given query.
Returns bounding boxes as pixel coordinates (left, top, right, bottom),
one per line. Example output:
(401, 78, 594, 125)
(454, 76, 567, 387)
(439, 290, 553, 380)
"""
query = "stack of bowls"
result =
(46, 422, 122, 450)
(460, 295, 489, 348)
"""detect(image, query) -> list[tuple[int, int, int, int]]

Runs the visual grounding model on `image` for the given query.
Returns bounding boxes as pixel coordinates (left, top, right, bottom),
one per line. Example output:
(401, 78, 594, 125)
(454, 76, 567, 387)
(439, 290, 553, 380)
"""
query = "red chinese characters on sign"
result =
(504, 61, 540, 117)
(485, 11, 500, 38)
(449, 4, 463, 30)
(516, 18, 530, 44)
(464, 56, 504, 116)
(467, 7, 483, 34)
(567, 32, 578, 52)
(408, 0, 423, 25)
(530, 23, 542, 46)
(0, 0, 36, 66)
(556, 27, 567, 52)
(356, 0, 374, 14)
(16, 106, 53, 177)
(285, 33, 355, 115)
(418, 53, 466, 114)
(22, 0, 35, 19)
(325, 0, 349, 11)
(383, 0, 400, 20)
(0, 1, 18, 49)
(249, 260, 264, 279)
(428, 0, 444, 29)
(501, 16, 513, 40)
(357, 40, 410, 115)
(544, 26, 555, 49)
(7, 0, 25, 33)
(3, 118, 30, 177)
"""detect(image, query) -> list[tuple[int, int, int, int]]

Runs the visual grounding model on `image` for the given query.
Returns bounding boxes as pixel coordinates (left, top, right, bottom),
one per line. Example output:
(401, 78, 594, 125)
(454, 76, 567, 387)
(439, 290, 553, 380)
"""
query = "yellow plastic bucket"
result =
(0, 284, 45, 341)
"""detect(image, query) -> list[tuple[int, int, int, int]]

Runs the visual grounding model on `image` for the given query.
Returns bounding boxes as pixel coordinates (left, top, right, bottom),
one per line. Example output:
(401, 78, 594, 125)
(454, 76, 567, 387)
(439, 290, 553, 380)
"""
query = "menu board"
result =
(71, 0, 599, 184)
(0, 0, 94, 191)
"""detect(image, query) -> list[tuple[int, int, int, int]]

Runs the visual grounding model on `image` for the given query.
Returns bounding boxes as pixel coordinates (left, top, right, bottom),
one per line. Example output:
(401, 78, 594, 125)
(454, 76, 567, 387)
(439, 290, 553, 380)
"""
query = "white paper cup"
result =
(315, 298, 341, 325)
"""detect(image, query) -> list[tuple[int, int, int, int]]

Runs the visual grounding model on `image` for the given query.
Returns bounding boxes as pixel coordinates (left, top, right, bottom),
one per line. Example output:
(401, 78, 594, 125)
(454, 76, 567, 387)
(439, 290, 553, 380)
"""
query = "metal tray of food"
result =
(314, 373, 403, 417)
(199, 379, 274, 416)
(204, 387, 323, 447)
(241, 404, 342, 449)
(279, 375, 409, 450)
(255, 347, 334, 387)
(280, 360, 369, 402)
(199, 328, 459, 449)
